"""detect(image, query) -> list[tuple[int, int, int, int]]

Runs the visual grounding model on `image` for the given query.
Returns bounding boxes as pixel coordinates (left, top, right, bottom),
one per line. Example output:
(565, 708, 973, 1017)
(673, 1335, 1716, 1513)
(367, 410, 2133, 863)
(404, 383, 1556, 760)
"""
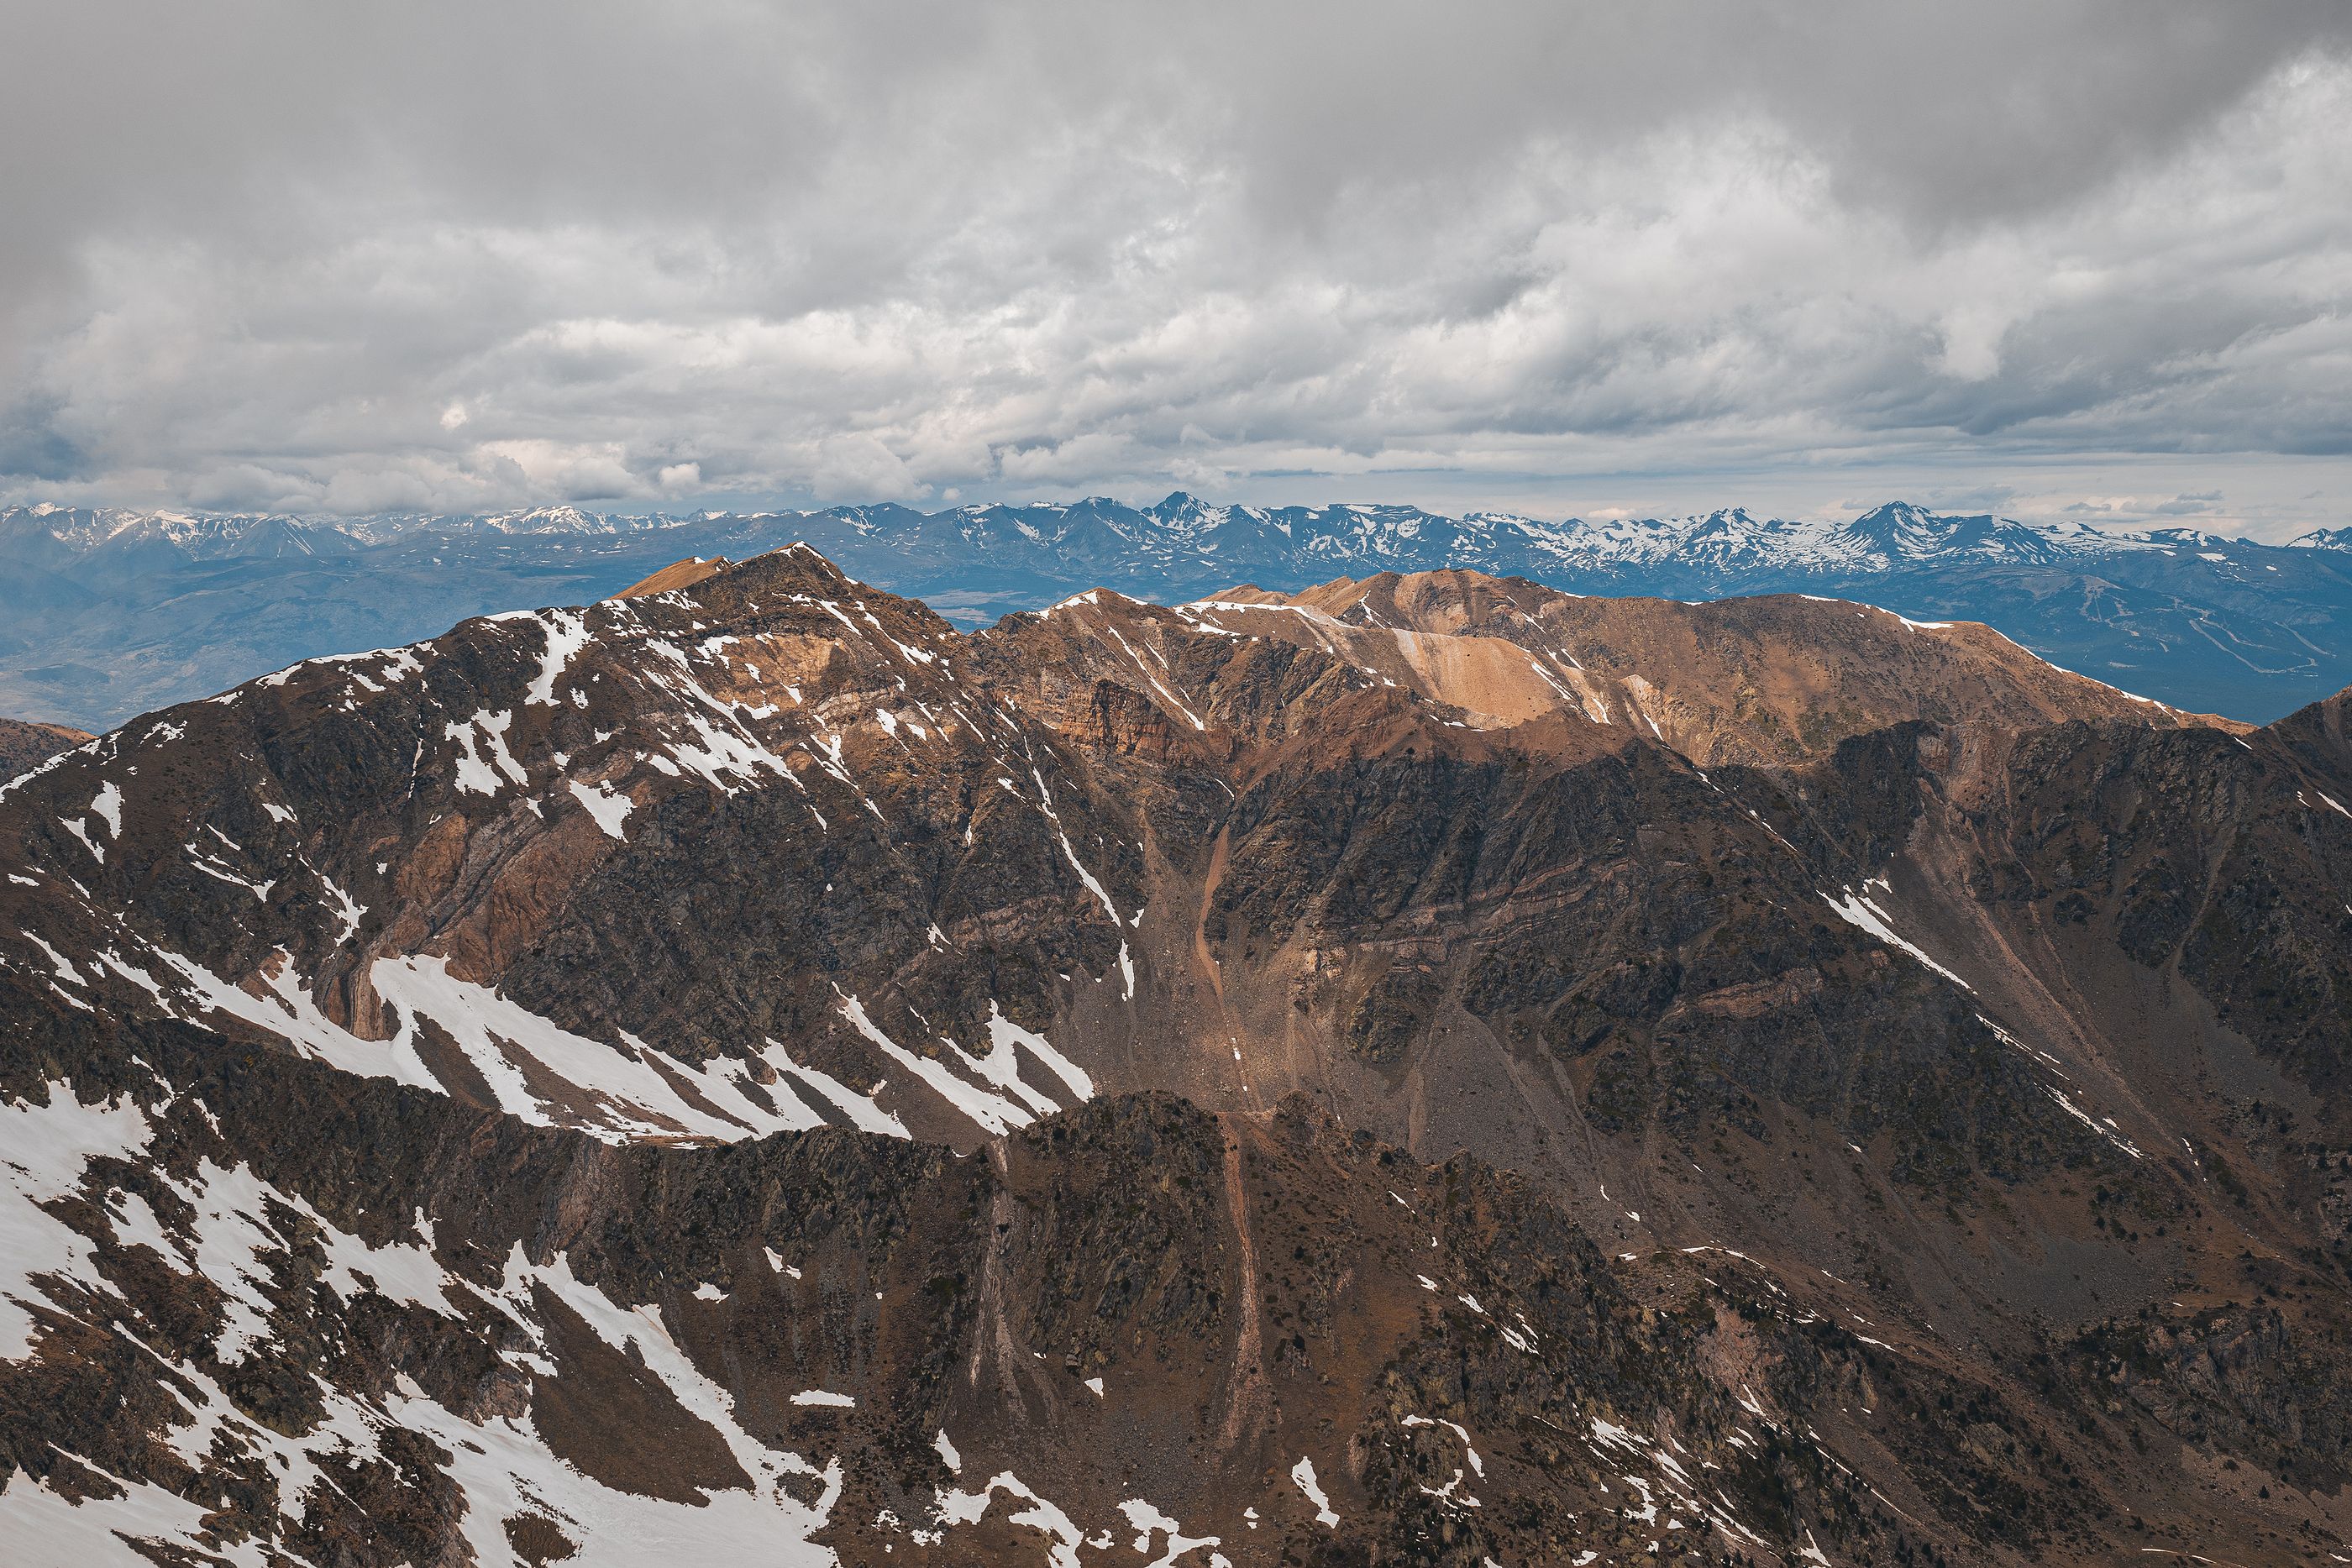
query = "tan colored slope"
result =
(1179, 590, 1570, 731)
(990, 586, 1630, 780)
(612, 554, 730, 598)
(1220, 569, 2244, 765)
(0, 716, 93, 779)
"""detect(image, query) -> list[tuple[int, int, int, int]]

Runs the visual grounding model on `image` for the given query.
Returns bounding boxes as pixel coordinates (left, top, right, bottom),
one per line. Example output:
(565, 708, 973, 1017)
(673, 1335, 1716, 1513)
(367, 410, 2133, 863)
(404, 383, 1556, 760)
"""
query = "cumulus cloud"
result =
(1, 1, 2346, 532)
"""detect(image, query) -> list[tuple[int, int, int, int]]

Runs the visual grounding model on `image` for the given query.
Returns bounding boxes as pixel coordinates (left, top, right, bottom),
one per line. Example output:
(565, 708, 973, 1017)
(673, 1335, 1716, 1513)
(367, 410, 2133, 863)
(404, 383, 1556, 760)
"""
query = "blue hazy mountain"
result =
(6, 495, 2350, 728)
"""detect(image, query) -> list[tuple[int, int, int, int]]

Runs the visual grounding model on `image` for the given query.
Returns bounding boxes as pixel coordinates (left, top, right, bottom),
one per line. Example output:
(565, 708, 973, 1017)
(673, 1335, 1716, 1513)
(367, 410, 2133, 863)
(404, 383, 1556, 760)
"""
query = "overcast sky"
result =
(3, 1, 2348, 535)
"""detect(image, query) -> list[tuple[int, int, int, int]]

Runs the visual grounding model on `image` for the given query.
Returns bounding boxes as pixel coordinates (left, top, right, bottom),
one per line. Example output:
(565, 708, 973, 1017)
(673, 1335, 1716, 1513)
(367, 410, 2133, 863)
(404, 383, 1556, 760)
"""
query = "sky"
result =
(2, 2, 2349, 538)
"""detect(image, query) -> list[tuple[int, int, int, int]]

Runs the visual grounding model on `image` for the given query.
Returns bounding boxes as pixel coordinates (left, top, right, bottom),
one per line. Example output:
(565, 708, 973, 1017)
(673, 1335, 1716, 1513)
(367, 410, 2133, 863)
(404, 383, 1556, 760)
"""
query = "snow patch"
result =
(87, 781, 122, 836)
(523, 609, 594, 705)
(1822, 879, 1971, 990)
(444, 709, 526, 796)
(0, 1086, 154, 1358)
(790, 1388, 855, 1408)
(1290, 1456, 1339, 1527)
(837, 992, 1031, 1137)
(568, 777, 636, 839)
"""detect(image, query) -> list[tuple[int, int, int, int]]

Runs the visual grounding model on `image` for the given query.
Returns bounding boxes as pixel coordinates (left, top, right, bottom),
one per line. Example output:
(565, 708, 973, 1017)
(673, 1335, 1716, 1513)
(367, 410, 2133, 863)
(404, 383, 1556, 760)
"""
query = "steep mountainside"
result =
(4, 497, 2349, 728)
(5, 548, 2352, 1565)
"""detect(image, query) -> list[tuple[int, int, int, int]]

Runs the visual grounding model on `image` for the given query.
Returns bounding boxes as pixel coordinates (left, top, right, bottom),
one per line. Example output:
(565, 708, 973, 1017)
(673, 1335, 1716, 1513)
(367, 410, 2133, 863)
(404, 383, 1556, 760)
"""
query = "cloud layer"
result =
(3, 1, 2348, 534)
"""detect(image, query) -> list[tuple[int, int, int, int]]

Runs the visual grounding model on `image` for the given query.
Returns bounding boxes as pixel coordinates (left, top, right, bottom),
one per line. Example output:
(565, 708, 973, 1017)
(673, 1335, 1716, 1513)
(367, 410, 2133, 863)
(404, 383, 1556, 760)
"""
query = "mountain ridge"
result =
(7, 496, 2350, 730)
(14, 491, 2324, 563)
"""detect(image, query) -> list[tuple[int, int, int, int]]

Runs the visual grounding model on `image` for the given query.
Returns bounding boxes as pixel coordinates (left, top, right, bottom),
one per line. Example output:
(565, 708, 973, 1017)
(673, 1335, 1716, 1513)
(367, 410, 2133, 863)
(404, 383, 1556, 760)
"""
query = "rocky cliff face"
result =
(3, 548, 2348, 1565)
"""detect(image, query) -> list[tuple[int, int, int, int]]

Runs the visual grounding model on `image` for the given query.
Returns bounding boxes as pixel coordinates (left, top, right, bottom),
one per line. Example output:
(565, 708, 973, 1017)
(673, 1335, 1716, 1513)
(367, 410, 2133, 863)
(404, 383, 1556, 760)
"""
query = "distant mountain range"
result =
(7, 496, 2352, 728)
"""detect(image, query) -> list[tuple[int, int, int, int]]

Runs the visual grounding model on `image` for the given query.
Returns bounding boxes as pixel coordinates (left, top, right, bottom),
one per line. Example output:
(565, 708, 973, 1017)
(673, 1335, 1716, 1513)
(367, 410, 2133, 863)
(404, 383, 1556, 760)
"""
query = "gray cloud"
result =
(2, 1, 2347, 533)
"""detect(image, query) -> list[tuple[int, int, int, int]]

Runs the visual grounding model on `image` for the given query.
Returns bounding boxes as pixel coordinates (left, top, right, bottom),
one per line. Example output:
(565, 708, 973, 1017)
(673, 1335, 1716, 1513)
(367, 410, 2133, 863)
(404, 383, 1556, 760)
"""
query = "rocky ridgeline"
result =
(9, 495, 2352, 728)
